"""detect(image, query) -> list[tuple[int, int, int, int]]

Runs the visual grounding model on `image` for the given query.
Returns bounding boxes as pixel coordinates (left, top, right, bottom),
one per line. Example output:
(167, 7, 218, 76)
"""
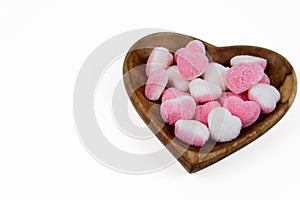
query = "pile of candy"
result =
(144, 40, 280, 146)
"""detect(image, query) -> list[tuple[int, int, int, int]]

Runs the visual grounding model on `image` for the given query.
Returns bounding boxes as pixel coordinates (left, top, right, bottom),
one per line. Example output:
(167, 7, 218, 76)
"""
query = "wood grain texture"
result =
(123, 32, 297, 173)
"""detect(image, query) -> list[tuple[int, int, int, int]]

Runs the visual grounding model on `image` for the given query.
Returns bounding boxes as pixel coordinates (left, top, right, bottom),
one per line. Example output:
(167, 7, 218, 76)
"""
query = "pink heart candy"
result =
(174, 40, 205, 62)
(223, 96, 261, 128)
(185, 40, 206, 54)
(226, 63, 264, 94)
(176, 48, 209, 80)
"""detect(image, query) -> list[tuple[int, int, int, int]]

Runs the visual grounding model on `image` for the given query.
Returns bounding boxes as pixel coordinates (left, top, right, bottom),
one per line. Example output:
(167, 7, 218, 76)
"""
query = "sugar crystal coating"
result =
(166, 65, 189, 92)
(146, 47, 173, 76)
(208, 107, 242, 142)
(145, 69, 168, 101)
(218, 91, 249, 105)
(176, 48, 209, 80)
(161, 87, 190, 102)
(223, 96, 261, 127)
(203, 62, 229, 91)
(226, 63, 264, 94)
(186, 40, 206, 54)
(189, 78, 222, 103)
(193, 101, 221, 125)
(160, 96, 196, 125)
(248, 83, 280, 114)
(230, 55, 267, 69)
(175, 120, 210, 146)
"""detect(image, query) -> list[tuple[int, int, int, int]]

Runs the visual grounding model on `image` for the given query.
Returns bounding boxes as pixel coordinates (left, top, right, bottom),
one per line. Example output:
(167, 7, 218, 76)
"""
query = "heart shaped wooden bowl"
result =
(123, 32, 297, 173)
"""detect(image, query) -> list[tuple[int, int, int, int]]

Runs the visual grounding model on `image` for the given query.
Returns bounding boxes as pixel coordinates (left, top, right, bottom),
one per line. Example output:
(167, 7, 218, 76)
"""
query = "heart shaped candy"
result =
(248, 83, 281, 114)
(223, 96, 261, 128)
(226, 63, 264, 94)
(176, 47, 209, 80)
(208, 107, 242, 142)
(174, 40, 205, 62)
(186, 40, 206, 54)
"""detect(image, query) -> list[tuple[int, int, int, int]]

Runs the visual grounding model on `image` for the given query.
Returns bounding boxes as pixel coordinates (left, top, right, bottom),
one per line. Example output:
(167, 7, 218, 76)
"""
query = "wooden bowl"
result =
(123, 32, 297, 173)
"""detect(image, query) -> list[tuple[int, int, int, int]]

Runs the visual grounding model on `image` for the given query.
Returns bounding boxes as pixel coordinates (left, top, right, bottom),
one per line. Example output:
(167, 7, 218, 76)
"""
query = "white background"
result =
(1, 0, 300, 199)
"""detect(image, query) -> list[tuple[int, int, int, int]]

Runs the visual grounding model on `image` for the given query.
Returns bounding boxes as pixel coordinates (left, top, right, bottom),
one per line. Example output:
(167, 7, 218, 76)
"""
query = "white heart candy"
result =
(166, 65, 189, 92)
(248, 83, 281, 114)
(203, 62, 229, 91)
(208, 107, 242, 142)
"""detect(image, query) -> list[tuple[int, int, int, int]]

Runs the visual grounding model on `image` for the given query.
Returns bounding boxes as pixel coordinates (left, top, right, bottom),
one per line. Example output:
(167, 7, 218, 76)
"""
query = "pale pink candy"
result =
(146, 47, 173, 76)
(218, 91, 249, 105)
(174, 40, 205, 62)
(223, 96, 261, 128)
(203, 62, 229, 90)
(226, 63, 264, 94)
(208, 107, 242, 142)
(259, 73, 270, 84)
(161, 87, 190, 102)
(230, 55, 267, 69)
(175, 120, 210, 147)
(193, 101, 221, 125)
(189, 78, 222, 103)
(160, 96, 196, 125)
(145, 69, 168, 101)
(248, 83, 280, 114)
(166, 65, 189, 92)
(186, 40, 206, 54)
(176, 48, 209, 80)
